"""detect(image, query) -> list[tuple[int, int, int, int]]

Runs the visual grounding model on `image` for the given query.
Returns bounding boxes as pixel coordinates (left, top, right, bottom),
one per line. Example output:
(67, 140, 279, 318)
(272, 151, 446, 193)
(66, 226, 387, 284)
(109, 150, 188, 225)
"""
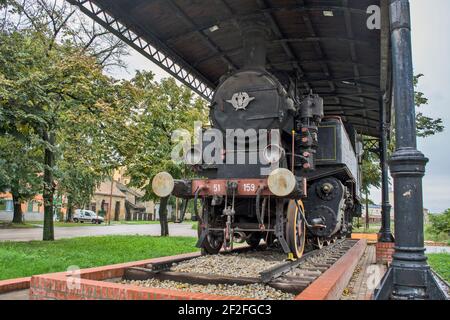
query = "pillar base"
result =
(374, 266, 447, 300)
(378, 231, 395, 243)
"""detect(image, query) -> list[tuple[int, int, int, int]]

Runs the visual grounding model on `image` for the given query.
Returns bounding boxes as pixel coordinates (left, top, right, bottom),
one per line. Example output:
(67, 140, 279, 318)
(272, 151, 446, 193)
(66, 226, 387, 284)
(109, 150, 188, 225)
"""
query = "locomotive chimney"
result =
(241, 22, 270, 69)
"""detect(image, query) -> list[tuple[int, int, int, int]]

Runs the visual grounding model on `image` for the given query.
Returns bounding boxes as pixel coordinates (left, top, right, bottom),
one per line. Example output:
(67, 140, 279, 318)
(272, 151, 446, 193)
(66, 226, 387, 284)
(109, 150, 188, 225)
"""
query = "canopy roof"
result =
(68, 0, 391, 137)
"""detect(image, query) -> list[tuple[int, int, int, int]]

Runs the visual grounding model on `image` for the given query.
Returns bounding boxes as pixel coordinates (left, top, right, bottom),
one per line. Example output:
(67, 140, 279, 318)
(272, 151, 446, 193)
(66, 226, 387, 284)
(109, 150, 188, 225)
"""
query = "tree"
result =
(0, 135, 42, 223)
(0, 30, 136, 239)
(125, 72, 208, 236)
(0, 0, 130, 239)
(55, 75, 142, 222)
(0, 1, 128, 68)
(428, 209, 450, 237)
(414, 74, 444, 138)
(361, 74, 444, 193)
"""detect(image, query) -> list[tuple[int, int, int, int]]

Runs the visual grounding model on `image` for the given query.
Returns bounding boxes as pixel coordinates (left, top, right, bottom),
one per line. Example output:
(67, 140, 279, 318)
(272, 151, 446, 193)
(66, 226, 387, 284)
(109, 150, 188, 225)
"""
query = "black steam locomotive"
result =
(152, 23, 362, 258)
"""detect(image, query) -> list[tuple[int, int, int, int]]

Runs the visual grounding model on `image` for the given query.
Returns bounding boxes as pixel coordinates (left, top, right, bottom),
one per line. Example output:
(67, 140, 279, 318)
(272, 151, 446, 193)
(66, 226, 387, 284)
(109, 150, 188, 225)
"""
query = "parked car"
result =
(73, 209, 104, 224)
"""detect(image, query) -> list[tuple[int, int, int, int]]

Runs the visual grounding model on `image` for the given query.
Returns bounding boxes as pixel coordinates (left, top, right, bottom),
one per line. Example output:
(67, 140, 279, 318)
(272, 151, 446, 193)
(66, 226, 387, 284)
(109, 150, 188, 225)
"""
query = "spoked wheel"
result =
(286, 200, 306, 258)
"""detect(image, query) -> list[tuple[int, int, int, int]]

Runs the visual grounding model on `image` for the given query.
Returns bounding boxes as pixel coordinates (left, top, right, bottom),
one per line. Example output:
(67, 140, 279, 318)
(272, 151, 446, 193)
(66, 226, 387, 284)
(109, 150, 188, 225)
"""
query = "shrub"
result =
(428, 209, 450, 236)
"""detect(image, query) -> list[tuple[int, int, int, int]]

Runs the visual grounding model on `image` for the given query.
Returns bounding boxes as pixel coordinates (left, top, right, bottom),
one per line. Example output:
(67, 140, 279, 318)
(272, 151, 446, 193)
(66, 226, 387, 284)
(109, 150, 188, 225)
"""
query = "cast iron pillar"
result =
(375, 0, 446, 300)
(378, 97, 394, 243)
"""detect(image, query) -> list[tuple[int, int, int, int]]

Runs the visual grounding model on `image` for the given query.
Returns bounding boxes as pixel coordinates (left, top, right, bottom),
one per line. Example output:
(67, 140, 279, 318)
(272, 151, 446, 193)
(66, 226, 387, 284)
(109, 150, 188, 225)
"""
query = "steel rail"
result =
(259, 239, 348, 283)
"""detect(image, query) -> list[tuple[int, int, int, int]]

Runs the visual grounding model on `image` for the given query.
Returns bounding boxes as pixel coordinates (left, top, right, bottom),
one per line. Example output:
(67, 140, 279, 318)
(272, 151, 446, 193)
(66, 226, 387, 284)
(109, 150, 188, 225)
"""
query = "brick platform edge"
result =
(295, 239, 367, 300)
(0, 277, 31, 294)
(29, 251, 252, 300)
(28, 240, 367, 300)
(376, 242, 395, 265)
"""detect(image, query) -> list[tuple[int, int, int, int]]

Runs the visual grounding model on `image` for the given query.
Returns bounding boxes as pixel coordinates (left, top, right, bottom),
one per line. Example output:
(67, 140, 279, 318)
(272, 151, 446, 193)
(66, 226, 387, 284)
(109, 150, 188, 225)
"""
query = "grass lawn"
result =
(0, 223, 39, 229)
(424, 227, 450, 245)
(30, 221, 104, 228)
(0, 235, 198, 281)
(427, 254, 450, 282)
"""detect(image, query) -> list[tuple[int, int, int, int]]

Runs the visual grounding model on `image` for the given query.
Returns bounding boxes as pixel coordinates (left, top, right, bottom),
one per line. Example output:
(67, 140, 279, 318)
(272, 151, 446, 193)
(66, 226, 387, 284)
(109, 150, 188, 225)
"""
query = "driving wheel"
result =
(286, 200, 306, 258)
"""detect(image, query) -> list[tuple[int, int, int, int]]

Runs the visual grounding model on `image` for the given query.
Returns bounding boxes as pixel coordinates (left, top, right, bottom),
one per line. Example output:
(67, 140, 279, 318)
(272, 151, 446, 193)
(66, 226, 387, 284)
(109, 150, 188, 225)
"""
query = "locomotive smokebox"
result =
(211, 21, 294, 135)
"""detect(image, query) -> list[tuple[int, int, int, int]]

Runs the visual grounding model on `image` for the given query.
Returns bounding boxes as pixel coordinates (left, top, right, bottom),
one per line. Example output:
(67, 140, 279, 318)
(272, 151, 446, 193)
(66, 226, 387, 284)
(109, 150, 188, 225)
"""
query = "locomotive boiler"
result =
(152, 23, 362, 258)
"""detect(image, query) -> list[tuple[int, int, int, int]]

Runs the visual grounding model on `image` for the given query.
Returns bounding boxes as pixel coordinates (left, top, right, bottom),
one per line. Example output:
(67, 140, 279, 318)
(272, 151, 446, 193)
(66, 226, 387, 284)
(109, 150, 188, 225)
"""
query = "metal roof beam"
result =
(276, 37, 372, 46)
(164, 4, 372, 41)
(168, 34, 372, 53)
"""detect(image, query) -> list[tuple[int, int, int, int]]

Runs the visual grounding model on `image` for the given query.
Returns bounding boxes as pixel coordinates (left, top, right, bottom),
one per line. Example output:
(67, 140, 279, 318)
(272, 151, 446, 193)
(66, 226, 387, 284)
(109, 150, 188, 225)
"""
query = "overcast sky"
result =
(108, 0, 450, 213)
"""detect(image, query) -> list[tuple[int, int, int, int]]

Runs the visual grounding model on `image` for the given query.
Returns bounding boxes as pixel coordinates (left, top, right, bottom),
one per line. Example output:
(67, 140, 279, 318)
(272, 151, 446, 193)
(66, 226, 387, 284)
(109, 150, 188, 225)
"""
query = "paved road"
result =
(425, 246, 450, 254)
(0, 223, 197, 242)
(0, 290, 29, 300)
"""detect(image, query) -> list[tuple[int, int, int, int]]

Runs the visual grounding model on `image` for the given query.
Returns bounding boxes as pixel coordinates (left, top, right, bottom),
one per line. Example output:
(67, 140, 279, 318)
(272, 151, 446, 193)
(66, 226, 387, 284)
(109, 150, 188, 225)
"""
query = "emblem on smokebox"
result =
(226, 92, 255, 111)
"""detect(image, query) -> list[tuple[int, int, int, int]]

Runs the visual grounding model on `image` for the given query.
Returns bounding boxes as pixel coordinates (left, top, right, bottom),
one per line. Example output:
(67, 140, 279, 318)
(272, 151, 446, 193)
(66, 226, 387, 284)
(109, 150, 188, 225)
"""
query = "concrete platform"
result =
(0, 290, 29, 300)
(341, 244, 386, 300)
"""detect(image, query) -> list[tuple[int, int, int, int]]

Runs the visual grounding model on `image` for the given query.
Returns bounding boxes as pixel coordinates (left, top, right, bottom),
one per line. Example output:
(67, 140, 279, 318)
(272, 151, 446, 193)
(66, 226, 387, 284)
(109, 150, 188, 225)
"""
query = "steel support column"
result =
(378, 97, 394, 243)
(375, 0, 445, 300)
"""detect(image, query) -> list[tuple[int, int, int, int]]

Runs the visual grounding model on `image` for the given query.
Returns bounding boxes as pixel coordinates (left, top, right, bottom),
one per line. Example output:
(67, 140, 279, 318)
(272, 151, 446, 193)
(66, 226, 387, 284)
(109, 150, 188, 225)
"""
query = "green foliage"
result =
(361, 75, 444, 193)
(428, 209, 450, 236)
(0, 235, 198, 280)
(125, 71, 209, 200)
(427, 254, 450, 282)
(414, 74, 444, 138)
(0, 0, 132, 237)
(361, 138, 381, 194)
(0, 29, 136, 235)
(0, 135, 42, 201)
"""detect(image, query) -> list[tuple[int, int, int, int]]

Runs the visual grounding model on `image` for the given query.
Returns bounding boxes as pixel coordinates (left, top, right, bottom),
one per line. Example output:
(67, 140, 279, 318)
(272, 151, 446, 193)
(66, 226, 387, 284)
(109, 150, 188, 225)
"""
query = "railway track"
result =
(431, 270, 450, 300)
(121, 239, 358, 300)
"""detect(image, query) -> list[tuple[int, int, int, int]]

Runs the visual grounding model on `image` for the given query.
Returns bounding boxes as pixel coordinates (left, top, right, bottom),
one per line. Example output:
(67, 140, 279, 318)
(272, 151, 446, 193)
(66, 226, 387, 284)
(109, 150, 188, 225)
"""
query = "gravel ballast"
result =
(121, 279, 295, 300)
(170, 250, 286, 278)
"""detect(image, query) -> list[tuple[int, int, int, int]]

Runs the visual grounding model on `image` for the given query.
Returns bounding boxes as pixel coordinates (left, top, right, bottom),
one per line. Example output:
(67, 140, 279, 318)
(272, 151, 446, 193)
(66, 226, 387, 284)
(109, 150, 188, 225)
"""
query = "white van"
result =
(73, 209, 104, 224)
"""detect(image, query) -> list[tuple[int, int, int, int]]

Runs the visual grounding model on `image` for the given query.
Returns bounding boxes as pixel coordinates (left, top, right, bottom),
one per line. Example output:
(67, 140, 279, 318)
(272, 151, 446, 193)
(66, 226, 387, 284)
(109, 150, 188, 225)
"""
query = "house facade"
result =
(87, 179, 127, 221)
(1, 168, 164, 223)
(87, 168, 157, 221)
(0, 193, 65, 222)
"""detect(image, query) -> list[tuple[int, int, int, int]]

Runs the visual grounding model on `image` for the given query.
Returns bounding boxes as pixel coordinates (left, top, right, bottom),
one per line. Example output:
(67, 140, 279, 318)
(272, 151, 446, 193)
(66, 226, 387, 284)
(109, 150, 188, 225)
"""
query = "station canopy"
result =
(68, 0, 391, 137)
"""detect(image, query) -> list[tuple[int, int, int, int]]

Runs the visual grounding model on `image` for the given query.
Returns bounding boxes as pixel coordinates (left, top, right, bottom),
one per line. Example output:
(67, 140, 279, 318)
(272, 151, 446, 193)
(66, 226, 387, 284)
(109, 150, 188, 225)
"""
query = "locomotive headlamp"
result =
(152, 172, 175, 198)
(267, 168, 297, 197)
(184, 147, 202, 165)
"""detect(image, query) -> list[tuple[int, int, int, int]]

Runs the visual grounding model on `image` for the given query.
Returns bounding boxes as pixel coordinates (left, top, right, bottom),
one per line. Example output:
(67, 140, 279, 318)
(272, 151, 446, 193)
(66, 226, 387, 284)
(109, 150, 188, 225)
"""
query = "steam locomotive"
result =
(152, 23, 362, 258)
